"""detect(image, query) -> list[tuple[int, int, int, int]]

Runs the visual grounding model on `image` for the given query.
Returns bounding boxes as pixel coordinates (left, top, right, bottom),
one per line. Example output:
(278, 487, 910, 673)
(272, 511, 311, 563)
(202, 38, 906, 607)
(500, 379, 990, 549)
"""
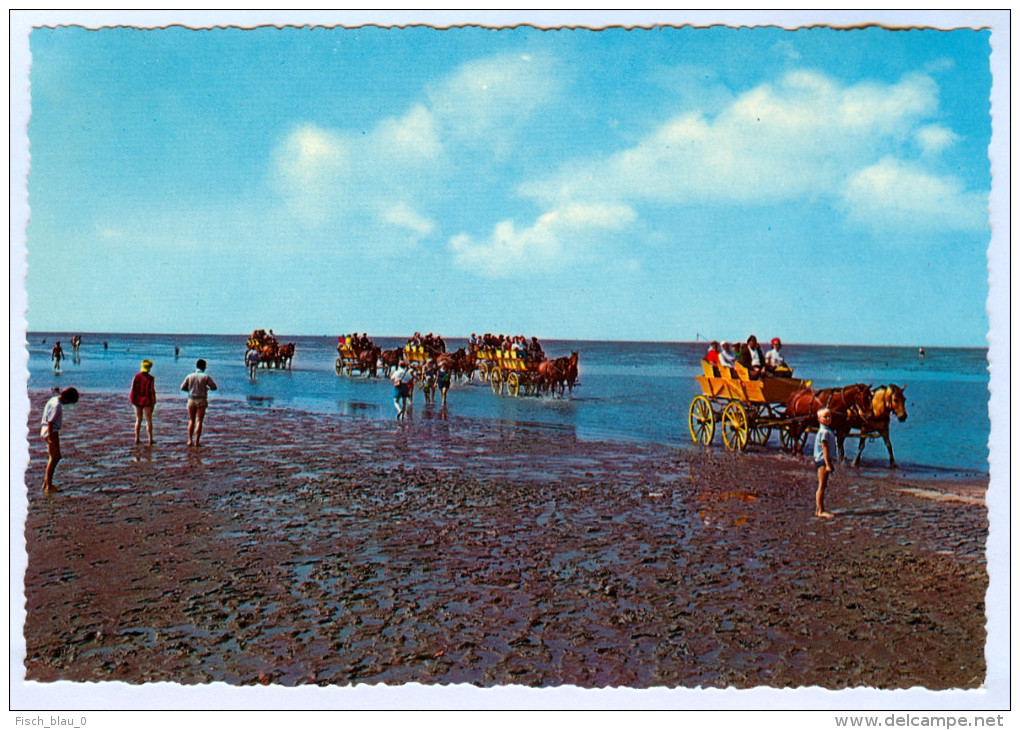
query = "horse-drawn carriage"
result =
(482, 348, 543, 397)
(688, 359, 908, 466)
(474, 347, 578, 397)
(336, 336, 381, 377)
(246, 329, 295, 370)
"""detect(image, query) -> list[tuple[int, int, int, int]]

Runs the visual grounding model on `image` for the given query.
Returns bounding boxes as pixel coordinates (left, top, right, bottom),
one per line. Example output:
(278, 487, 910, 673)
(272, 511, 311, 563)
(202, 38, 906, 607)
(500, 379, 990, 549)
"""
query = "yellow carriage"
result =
(483, 348, 542, 397)
(689, 361, 812, 451)
(335, 343, 360, 375)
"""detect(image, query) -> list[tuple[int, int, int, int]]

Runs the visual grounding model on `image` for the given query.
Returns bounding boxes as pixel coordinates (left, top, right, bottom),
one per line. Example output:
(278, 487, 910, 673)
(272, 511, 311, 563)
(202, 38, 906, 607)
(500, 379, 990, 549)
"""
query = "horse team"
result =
(785, 382, 909, 467)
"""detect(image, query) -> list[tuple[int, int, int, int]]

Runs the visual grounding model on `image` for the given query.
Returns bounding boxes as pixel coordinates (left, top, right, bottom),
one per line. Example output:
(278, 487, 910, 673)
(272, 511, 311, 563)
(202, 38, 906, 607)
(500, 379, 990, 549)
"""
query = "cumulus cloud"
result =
(270, 53, 559, 237)
(381, 201, 435, 238)
(514, 69, 984, 240)
(916, 124, 957, 155)
(842, 158, 988, 233)
(427, 52, 560, 152)
(371, 104, 442, 165)
(524, 70, 942, 207)
(272, 124, 349, 226)
(450, 202, 636, 278)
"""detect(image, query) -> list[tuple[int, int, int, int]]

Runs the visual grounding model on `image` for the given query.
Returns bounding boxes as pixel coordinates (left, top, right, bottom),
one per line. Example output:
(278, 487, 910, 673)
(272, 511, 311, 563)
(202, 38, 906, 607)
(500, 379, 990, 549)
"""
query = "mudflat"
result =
(19, 392, 987, 689)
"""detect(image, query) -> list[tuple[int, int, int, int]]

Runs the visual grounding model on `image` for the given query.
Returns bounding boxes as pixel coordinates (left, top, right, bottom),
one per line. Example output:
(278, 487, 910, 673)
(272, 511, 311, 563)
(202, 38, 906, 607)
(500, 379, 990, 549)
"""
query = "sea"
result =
(21, 333, 992, 479)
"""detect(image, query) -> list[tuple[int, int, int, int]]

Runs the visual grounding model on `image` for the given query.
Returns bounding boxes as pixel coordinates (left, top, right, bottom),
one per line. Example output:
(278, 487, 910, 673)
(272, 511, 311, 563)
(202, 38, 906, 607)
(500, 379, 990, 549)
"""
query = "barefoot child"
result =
(813, 407, 837, 519)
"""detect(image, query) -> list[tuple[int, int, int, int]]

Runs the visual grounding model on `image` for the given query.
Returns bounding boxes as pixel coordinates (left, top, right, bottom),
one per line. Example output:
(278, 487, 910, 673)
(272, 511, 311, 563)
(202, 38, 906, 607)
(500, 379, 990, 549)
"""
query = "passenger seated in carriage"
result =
(718, 341, 737, 368)
(765, 337, 794, 377)
(528, 337, 544, 360)
(705, 341, 720, 365)
(739, 335, 767, 379)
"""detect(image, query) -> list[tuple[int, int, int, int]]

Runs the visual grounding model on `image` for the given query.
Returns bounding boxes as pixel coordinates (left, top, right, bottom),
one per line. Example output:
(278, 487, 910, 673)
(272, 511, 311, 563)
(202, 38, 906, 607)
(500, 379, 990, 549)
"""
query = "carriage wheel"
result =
(721, 402, 749, 451)
(478, 362, 489, 382)
(688, 395, 715, 445)
(489, 367, 503, 394)
(335, 357, 343, 376)
(748, 409, 772, 446)
(345, 362, 355, 376)
(780, 427, 806, 454)
(507, 372, 521, 397)
(749, 422, 772, 445)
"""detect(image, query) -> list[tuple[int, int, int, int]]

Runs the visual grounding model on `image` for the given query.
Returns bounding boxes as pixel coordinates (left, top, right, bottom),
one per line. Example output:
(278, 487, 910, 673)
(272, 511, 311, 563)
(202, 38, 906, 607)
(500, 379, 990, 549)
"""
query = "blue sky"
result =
(16, 13, 997, 346)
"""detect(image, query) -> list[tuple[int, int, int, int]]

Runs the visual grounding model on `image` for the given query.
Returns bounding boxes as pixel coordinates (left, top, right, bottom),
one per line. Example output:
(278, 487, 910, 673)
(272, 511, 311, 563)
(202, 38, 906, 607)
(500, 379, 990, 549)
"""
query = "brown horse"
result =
(438, 348, 476, 381)
(380, 348, 402, 376)
(538, 352, 579, 395)
(278, 342, 295, 369)
(849, 384, 908, 468)
(784, 383, 873, 461)
(351, 345, 381, 377)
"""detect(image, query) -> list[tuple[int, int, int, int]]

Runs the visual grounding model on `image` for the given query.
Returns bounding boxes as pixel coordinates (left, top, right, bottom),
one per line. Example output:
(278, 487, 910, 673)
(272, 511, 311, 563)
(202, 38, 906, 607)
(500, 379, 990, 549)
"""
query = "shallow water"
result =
(23, 332, 990, 476)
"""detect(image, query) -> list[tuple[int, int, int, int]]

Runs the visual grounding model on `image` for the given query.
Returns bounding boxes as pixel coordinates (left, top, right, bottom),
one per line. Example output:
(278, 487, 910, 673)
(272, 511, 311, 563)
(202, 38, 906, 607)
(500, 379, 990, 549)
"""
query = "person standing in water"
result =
(130, 359, 157, 445)
(437, 360, 453, 407)
(391, 360, 414, 419)
(181, 359, 217, 447)
(40, 387, 80, 493)
(51, 341, 64, 372)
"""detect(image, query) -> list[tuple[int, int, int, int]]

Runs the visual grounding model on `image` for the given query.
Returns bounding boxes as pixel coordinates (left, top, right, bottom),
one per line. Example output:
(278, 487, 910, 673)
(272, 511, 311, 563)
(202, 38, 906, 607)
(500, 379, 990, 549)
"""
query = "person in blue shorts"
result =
(437, 361, 453, 407)
(813, 408, 837, 519)
(391, 360, 414, 419)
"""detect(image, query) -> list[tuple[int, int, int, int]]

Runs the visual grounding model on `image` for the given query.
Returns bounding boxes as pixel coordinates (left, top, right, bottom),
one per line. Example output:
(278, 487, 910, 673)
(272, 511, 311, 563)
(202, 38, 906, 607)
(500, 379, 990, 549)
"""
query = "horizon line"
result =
(22, 330, 989, 350)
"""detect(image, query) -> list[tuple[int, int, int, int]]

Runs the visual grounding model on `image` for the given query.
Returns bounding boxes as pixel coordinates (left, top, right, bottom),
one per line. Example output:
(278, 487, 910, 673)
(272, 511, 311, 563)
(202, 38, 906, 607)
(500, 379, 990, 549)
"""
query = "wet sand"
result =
(19, 391, 987, 689)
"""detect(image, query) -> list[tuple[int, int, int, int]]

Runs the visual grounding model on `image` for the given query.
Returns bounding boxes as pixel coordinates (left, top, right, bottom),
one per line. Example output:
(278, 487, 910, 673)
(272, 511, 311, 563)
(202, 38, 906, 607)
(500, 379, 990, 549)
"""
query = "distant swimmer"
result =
(919, 347, 925, 359)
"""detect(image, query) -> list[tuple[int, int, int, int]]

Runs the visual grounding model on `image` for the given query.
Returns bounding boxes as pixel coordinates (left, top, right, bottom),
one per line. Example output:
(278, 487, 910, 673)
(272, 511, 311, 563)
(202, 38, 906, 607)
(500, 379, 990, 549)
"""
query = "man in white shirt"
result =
(391, 360, 415, 419)
(181, 359, 218, 446)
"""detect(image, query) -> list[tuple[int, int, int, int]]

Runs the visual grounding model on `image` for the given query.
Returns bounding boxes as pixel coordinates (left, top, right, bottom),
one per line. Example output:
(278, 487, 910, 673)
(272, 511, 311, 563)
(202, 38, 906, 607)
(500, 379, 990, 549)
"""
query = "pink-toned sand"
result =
(20, 392, 987, 689)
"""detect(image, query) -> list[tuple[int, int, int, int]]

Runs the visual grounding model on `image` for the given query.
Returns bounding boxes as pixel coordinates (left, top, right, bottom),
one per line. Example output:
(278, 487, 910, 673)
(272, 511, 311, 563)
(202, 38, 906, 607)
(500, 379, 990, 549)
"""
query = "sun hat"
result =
(771, 338, 781, 346)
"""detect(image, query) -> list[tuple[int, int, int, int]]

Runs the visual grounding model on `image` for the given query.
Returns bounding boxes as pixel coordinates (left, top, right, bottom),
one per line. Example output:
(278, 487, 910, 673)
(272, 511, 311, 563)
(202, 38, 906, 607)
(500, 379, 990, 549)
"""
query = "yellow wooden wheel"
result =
(335, 357, 344, 376)
(721, 402, 749, 451)
(688, 395, 715, 445)
(489, 367, 503, 394)
(507, 372, 521, 397)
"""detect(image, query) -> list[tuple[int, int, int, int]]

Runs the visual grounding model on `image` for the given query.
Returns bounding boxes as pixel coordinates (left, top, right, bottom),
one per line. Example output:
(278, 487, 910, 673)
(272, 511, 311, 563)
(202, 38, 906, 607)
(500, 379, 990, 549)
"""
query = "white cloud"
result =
(450, 202, 636, 278)
(842, 158, 988, 233)
(380, 201, 435, 238)
(427, 52, 560, 151)
(916, 124, 957, 155)
(515, 69, 986, 242)
(525, 71, 943, 208)
(272, 124, 349, 226)
(372, 104, 442, 165)
(270, 53, 559, 233)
